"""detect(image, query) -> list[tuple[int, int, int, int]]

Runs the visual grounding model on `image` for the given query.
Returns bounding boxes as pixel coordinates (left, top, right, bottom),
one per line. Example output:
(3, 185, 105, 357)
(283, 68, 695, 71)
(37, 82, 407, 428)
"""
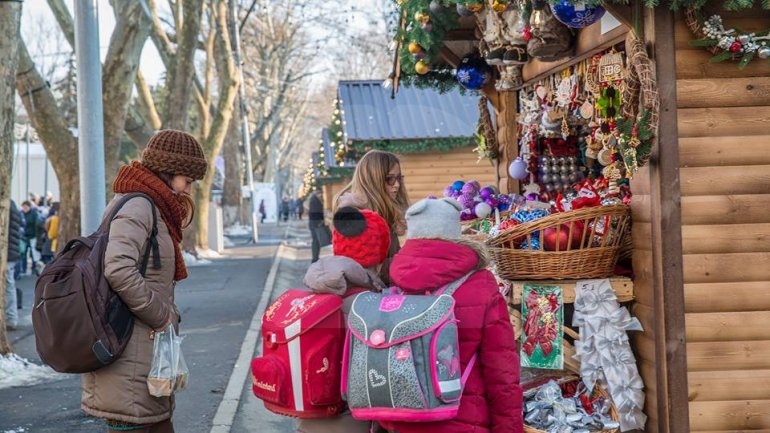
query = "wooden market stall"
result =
(332, 80, 497, 205)
(391, 1, 770, 432)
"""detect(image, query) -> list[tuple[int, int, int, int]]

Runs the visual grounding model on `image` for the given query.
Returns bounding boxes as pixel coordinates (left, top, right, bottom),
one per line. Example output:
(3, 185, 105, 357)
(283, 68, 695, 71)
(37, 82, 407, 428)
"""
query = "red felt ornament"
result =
(730, 41, 742, 53)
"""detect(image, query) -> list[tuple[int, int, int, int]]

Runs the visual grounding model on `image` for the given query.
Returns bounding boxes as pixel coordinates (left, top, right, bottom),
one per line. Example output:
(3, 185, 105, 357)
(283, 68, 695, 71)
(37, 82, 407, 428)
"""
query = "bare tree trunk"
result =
(165, 0, 203, 130)
(16, 40, 81, 247)
(193, 0, 239, 250)
(102, 1, 151, 191)
(0, 0, 22, 355)
(222, 113, 243, 226)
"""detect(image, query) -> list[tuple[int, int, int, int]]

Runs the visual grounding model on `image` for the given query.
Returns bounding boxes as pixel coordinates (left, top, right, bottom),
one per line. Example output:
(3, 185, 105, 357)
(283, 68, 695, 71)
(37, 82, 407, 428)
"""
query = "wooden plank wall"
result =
(675, 10, 770, 432)
(397, 146, 498, 201)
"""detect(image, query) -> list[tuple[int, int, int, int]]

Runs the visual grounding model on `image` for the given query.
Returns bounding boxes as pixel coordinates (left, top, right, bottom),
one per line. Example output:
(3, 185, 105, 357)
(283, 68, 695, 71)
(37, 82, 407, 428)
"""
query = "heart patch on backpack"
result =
(368, 369, 387, 388)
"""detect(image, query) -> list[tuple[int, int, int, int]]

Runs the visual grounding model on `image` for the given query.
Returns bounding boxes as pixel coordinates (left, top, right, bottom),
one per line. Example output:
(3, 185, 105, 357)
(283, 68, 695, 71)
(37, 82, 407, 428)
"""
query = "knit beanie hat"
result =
(332, 207, 391, 268)
(141, 129, 208, 180)
(406, 197, 462, 240)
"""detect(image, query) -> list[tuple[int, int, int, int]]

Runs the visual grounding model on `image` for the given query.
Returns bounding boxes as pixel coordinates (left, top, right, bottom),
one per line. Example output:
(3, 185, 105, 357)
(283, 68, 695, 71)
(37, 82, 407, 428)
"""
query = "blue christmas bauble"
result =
(451, 180, 466, 192)
(550, 0, 605, 29)
(455, 56, 491, 90)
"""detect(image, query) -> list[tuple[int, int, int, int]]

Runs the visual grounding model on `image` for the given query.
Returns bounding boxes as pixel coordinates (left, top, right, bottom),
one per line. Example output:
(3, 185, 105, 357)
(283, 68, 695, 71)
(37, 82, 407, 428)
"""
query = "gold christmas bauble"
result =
(408, 42, 423, 54)
(415, 60, 430, 75)
(492, 0, 507, 12)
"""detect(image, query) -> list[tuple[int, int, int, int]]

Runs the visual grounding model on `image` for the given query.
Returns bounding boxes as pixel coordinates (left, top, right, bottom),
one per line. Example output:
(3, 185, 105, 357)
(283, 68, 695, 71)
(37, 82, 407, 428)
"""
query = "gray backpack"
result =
(341, 273, 476, 422)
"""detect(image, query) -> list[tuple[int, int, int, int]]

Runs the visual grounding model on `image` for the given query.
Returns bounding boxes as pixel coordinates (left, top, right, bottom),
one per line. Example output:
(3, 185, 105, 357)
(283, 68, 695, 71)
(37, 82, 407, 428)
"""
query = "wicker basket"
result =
(487, 205, 631, 280)
(523, 376, 620, 433)
(460, 210, 513, 241)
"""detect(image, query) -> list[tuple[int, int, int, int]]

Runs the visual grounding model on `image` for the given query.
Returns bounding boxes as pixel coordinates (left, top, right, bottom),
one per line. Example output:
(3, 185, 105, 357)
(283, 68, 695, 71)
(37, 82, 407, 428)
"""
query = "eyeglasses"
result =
(386, 174, 404, 186)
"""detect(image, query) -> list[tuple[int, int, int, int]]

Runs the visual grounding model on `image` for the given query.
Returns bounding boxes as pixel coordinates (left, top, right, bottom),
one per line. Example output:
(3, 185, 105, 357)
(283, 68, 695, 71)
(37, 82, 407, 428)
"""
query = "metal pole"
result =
(229, 0, 258, 243)
(74, 0, 106, 235)
(25, 124, 29, 200)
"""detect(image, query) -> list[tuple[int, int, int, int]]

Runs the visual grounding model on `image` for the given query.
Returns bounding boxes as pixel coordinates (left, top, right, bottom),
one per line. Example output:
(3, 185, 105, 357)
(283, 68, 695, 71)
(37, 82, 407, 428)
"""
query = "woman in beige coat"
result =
(81, 130, 208, 433)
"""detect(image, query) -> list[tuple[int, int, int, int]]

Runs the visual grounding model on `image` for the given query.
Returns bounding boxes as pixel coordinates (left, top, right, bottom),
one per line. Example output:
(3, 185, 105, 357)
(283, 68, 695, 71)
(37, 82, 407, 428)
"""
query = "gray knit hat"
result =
(405, 198, 462, 240)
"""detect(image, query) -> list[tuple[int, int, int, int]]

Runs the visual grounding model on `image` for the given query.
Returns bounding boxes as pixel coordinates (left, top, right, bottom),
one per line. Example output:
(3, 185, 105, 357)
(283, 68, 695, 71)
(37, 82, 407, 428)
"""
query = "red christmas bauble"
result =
(730, 42, 742, 53)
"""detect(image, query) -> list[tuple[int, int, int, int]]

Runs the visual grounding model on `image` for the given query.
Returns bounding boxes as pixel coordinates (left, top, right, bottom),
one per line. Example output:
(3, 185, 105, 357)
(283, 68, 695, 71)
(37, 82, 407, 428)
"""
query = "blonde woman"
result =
(334, 150, 409, 283)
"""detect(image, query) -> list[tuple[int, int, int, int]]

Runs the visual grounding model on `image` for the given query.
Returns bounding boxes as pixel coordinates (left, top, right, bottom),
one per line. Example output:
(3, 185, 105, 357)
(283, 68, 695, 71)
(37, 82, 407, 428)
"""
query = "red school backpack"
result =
(251, 289, 346, 418)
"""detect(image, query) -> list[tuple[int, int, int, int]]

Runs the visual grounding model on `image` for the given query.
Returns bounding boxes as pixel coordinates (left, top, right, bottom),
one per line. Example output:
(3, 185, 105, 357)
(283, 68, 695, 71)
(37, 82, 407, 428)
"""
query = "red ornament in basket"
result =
(543, 222, 585, 251)
(498, 218, 524, 248)
(522, 291, 560, 357)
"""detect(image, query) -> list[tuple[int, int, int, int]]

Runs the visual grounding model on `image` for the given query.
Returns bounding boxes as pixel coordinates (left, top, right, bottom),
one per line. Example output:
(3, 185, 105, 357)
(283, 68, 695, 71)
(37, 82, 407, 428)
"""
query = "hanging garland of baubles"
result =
(686, 8, 770, 69)
(549, 0, 605, 28)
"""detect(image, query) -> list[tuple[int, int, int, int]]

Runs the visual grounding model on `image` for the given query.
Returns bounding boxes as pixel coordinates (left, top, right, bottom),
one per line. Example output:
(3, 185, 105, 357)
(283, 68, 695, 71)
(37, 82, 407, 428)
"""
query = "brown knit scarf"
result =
(113, 161, 188, 281)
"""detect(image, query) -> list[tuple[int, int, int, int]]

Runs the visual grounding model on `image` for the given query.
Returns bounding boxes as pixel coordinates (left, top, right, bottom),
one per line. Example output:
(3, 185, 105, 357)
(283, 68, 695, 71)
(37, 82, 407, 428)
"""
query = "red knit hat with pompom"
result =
(332, 207, 391, 268)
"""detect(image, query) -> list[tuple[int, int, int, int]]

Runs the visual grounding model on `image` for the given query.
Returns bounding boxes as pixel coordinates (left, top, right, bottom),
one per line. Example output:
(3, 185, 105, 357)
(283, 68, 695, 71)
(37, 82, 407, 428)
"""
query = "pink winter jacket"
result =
(379, 239, 523, 433)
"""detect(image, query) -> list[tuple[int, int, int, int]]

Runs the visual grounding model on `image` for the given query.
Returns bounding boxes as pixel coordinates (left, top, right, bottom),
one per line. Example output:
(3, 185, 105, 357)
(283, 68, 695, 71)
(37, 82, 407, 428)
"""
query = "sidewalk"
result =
(0, 222, 292, 433)
(229, 222, 327, 433)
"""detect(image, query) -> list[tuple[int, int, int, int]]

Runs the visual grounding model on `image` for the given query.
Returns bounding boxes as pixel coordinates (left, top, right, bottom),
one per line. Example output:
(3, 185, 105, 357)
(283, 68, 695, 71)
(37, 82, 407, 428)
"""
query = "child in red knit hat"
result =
(297, 206, 391, 433)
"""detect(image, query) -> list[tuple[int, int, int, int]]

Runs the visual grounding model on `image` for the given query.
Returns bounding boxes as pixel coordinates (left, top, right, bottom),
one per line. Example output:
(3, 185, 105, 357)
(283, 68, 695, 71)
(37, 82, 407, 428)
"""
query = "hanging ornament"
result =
(550, 0, 605, 29)
(509, 157, 529, 180)
(579, 100, 594, 119)
(429, 0, 443, 13)
(415, 11, 430, 24)
(421, 22, 433, 31)
(759, 46, 770, 59)
(599, 50, 625, 84)
(456, 55, 492, 90)
(408, 42, 423, 54)
(456, 4, 474, 16)
(492, 0, 508, 12)
(415, 60, 431, 75)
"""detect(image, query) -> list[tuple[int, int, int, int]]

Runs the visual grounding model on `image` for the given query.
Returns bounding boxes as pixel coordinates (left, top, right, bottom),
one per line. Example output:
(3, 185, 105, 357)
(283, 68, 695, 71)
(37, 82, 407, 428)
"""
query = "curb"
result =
(209, 243, 287, 433)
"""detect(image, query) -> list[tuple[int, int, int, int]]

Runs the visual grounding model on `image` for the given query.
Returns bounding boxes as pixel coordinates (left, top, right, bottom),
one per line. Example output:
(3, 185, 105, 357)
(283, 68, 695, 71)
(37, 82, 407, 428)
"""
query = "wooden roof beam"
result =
(439, 45, 462, 68)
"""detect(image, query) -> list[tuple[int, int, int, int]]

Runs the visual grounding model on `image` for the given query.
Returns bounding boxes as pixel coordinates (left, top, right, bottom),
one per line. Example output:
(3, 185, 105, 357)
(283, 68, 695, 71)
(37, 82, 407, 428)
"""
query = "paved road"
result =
(0, 222, 297, 433)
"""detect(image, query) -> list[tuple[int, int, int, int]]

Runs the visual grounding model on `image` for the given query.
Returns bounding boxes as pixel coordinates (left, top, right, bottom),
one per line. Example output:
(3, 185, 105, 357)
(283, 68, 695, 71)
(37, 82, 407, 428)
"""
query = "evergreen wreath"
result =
(687, 8, 770, 68)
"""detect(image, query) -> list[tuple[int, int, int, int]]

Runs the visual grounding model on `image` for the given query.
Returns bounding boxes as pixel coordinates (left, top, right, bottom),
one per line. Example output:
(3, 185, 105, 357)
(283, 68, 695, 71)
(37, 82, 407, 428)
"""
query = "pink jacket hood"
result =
(390, 239, 486, 292)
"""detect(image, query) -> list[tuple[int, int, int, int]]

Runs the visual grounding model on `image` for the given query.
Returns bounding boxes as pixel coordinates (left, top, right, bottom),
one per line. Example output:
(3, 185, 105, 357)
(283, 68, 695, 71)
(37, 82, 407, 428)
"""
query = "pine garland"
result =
(549, 0, 767, 9)
(615, 108, 655, 172)
(351, 137, 473, 154)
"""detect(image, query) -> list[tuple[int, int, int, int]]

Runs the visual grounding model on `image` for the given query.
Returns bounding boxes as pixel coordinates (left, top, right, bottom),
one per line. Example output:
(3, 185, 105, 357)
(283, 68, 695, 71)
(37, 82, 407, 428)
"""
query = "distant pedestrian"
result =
(280, 197, 290, 222)
(296, 197, 304, 220)
(81, 129, 207, 433)
(308, 189, 327, 263)
(19, 201, 44, 276)
(5, 200, 23, 331)
(258, 199, 266, 224)
(42, 202, 60, 264)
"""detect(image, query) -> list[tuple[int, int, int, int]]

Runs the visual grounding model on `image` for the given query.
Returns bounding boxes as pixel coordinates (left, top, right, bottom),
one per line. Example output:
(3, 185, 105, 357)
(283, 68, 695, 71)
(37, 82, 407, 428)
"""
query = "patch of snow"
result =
(183, 251, 212, 267)
(224, 224, 251, 236)
(0, 354, 67, 390)
(4, 427, 27, 433)
(223, 237, 235, 247)
(196, 248, 222, 259)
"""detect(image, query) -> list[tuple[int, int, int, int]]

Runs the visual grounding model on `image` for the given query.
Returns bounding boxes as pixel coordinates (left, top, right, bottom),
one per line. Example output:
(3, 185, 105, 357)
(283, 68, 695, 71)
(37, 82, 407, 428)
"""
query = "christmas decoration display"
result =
(550, 0, 606, 28)
(546, 0, 767, 10)
(521, 285, 564, 370)
(443, 179, 513, 221)
(524, 379, 620, 432)
(573, 279, 647, 431)
(474, 96, 501, 162)
(688, 11, 770, 69)
(456, 55, 493, 90)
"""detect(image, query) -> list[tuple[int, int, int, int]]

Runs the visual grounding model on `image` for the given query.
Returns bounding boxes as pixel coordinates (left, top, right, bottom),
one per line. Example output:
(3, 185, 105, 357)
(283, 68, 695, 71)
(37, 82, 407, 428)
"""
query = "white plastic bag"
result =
(147, 324, 189, 397)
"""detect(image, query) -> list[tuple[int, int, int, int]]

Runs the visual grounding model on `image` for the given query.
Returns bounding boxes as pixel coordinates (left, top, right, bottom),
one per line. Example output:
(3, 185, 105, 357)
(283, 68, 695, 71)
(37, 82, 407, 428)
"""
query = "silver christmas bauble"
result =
(539, 155, 549, 165)
(561, 173, 570, 183)
(562, 181, 572, 190)
(568, 173, 578, 183)
(541, 165, 551, 174)
(545, 183, 555, 192)
(738, 34, 751, 45)
(567, 156, 577, 165)
(541, 173, 552, 183)
(554, 183, 564, 192)
(560, 165, 569, 174)
(569, 164, 577, 173)
(556, 157, 566, 166)
(759, 47, 770, 59)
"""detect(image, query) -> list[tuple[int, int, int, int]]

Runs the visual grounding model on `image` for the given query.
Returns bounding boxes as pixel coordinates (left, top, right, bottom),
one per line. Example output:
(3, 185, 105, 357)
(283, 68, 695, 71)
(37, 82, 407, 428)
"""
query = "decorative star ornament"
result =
(523, 182, 541, 196)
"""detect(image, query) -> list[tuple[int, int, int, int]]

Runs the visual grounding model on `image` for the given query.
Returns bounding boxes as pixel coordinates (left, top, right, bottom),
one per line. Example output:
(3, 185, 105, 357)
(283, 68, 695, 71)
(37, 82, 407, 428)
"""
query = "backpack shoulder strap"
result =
(436, 271, 476, 297)
(102, 193, 161, 276)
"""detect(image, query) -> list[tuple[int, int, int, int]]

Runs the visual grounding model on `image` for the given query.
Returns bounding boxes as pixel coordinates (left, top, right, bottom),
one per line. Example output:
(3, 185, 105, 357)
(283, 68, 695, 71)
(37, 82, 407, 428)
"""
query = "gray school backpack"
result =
(341, 273, 476, 422)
